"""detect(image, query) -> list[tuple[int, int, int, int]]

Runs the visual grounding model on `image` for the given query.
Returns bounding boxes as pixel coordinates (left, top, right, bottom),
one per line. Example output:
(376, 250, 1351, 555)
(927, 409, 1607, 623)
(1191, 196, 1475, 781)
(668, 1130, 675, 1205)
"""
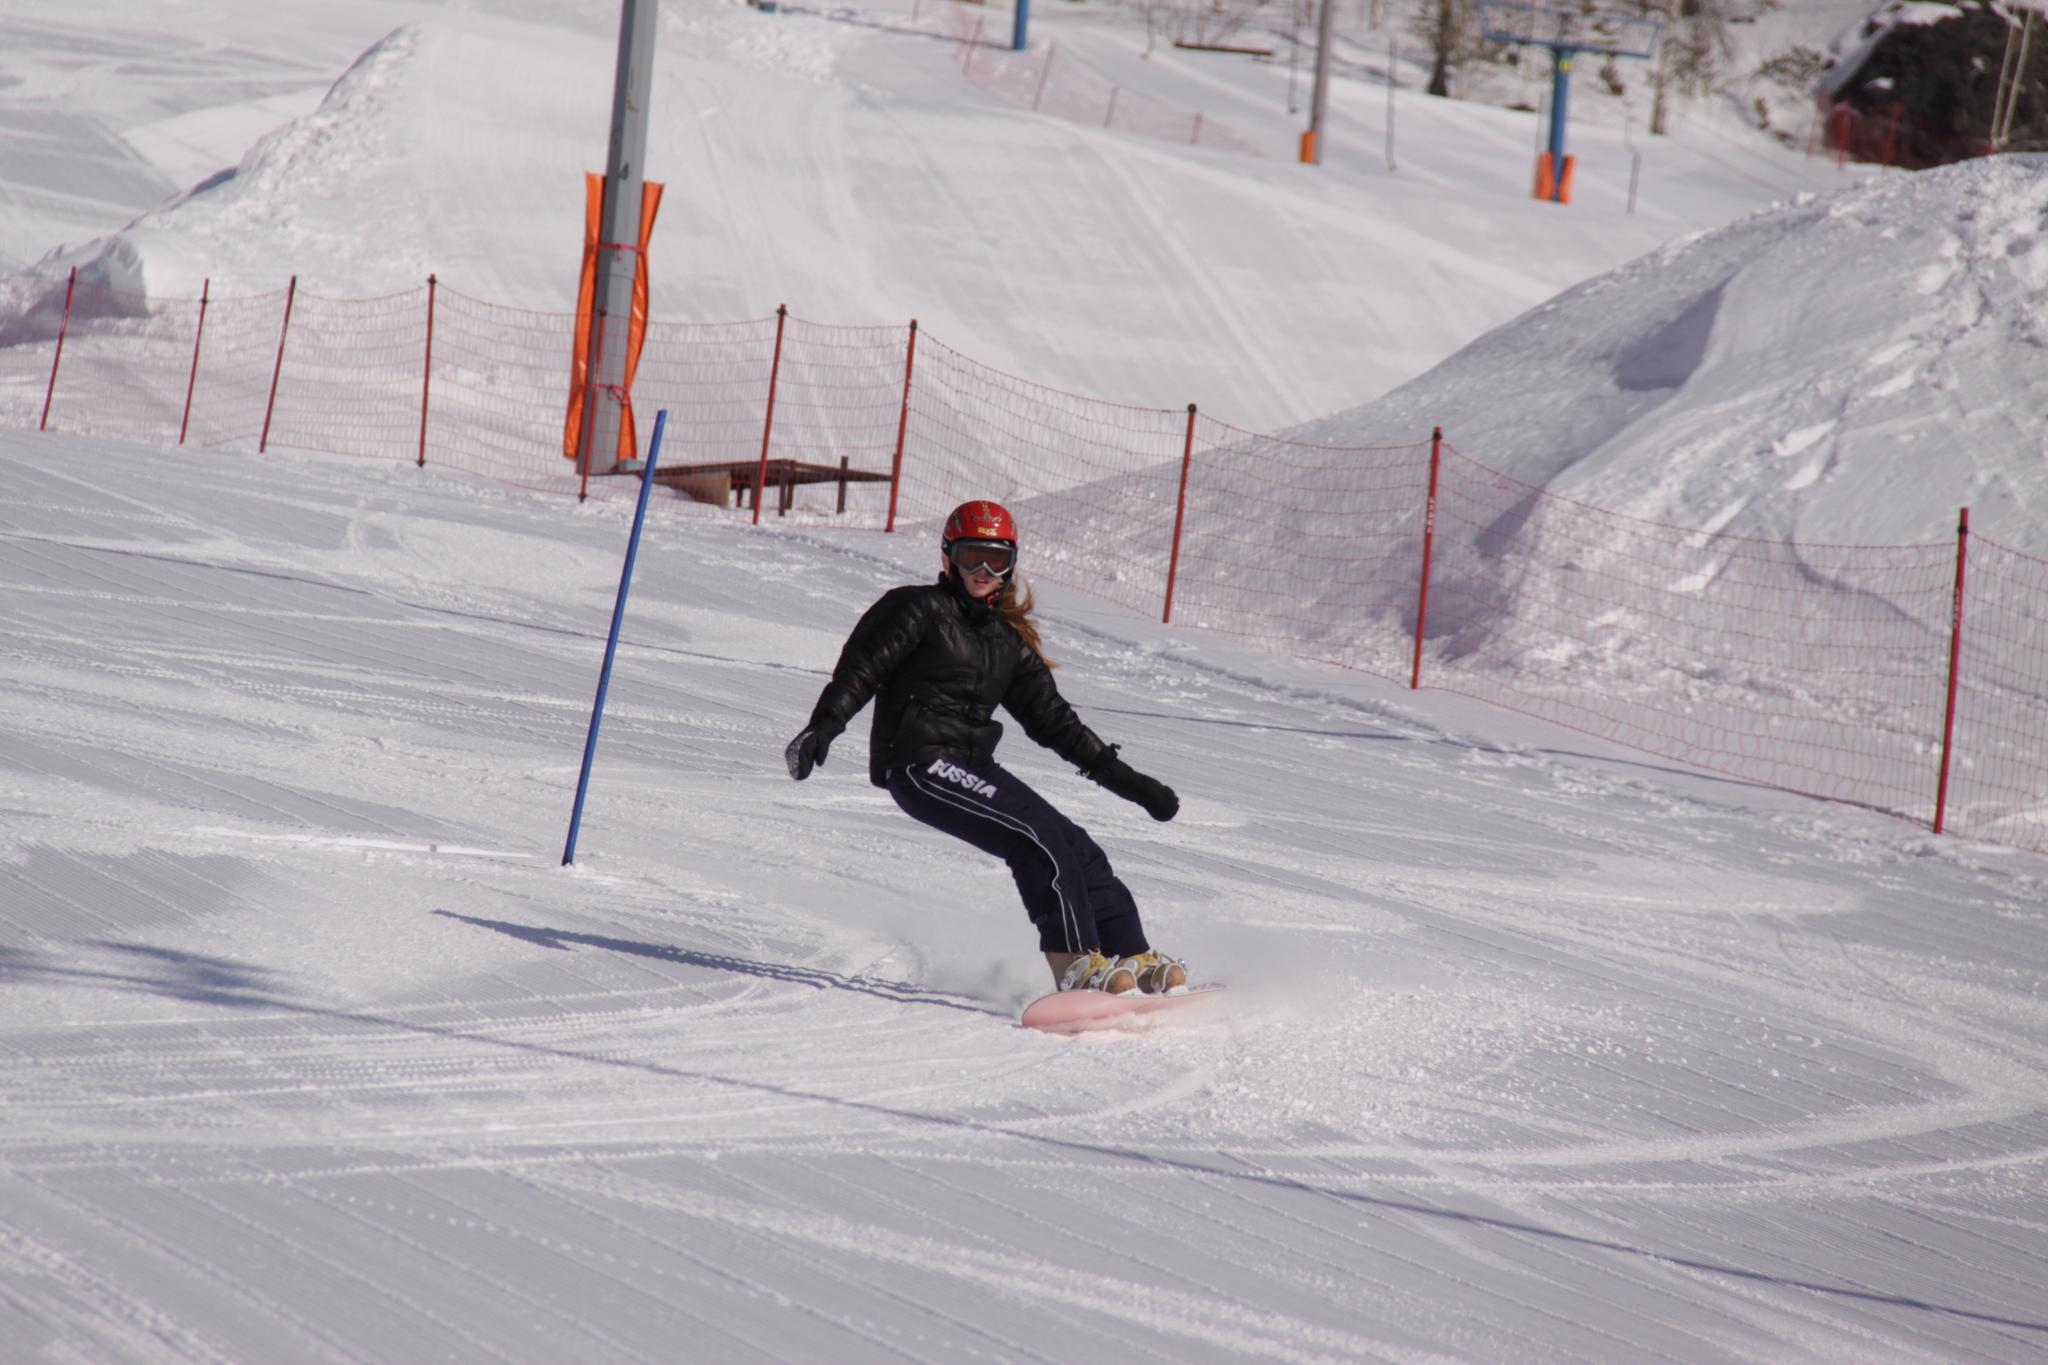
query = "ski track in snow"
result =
(1, 437, 2045, 1361)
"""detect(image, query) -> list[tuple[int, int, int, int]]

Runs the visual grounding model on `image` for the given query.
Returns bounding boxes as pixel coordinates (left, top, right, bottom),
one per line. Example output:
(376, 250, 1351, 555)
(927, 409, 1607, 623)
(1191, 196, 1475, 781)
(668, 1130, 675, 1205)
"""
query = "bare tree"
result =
(1415, 0, 1476, 97)
(1132, 0, 1275, 49)
(1650, 0, 1738, 133)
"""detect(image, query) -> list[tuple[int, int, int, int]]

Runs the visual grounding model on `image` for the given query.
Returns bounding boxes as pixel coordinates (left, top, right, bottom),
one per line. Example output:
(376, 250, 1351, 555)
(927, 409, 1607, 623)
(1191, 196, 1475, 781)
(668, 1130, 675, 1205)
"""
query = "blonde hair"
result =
(996, 576, 1054, 668)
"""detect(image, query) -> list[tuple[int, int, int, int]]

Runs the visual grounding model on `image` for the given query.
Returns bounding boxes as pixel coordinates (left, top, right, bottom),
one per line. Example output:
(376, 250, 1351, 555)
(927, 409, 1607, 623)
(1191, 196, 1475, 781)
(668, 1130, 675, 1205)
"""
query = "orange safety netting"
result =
(15, 280, 2048, 858)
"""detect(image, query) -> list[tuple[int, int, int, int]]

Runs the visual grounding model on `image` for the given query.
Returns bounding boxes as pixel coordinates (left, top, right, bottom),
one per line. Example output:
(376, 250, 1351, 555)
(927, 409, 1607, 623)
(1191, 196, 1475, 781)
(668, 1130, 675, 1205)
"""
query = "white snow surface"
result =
(5, 0, 2048, 1360)
(2, 0, 1868, 431)
(4, 431, 2048, 1362)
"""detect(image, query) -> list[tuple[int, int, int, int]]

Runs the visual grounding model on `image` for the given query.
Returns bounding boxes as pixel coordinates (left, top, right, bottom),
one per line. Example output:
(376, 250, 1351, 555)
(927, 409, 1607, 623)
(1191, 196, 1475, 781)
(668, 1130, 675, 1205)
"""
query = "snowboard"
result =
(1019, 986, 1226, 1035)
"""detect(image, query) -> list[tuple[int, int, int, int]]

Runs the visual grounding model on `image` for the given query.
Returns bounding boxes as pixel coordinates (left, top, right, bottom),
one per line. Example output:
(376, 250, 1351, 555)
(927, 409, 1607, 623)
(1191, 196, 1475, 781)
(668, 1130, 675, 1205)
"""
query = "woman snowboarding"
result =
(784, 500, 1187, 996)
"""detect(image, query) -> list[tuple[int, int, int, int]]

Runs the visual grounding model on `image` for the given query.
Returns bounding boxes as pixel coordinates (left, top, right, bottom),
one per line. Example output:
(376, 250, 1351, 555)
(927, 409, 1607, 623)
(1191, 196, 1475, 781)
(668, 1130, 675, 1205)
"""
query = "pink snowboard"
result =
(1019, 986, 1226, 1035)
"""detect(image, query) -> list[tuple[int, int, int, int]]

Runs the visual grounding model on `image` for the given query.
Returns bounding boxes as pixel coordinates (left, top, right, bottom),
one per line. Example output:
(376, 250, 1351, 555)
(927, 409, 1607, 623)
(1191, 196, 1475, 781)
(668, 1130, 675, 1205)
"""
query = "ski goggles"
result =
(948, 539, 1017, 577)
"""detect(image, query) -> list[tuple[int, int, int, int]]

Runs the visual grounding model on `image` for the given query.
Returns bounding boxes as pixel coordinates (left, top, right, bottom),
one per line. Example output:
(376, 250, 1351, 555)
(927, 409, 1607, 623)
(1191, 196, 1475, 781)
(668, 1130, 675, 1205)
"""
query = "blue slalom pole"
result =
(562, 408, 667, 866)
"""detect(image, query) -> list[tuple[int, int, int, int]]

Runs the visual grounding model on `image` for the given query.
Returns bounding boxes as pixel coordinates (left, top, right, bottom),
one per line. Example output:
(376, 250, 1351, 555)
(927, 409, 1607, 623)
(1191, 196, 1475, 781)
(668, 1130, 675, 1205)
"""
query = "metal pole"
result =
(581, 306, 609, 503)
(39, 266, 77, 432)
(179, 278, 209, 446)
(886, 319, 918, 532)
(1934, 507, 1970, 835)
(1625, 115, 1640, 214)
(581, 0, 660, 475)
(1033, 42, 1057, 110)
(752, 304, 788, 528)
(2012, 13, 2038, 145)
(1410, 427, 1443, 689)
(1994, 10, 2035, 147)
(259, 275, 297, 453)
(1547, 45, 1573, 200)
(1306, 0, 1336, 163)
(1385, 34, 1398, 170)
(1012, 0, 1029, 51)
(564, 409, 669, 866)
(2007, 12, 2036, 145)
(1163, 404, 1197, 624)
(417, 274, 437, 467)
(1994, 21, 2019, 147)
(1288, 0, 1302, 114)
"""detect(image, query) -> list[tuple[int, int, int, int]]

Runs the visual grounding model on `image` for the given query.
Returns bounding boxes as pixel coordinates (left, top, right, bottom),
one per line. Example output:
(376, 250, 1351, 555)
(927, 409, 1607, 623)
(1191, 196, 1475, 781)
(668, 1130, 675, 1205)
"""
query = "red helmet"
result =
(942, 500, 1017, 549)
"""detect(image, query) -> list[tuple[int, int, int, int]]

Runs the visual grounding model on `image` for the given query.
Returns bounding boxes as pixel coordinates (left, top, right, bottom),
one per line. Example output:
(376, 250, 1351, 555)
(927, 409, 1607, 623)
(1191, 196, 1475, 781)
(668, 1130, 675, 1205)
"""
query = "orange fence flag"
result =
(564, 172, 664, 464)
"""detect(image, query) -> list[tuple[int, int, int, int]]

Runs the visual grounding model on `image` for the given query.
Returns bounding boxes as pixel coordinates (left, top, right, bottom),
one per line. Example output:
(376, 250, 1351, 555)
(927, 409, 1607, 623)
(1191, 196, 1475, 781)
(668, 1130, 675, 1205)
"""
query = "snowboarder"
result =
(784, 499, 1187, 996)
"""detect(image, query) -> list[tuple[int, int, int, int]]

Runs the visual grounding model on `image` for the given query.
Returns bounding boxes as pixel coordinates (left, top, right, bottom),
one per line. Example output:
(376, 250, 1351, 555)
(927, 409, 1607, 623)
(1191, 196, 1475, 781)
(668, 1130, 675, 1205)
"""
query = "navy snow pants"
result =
(887, 756, 1149, 957)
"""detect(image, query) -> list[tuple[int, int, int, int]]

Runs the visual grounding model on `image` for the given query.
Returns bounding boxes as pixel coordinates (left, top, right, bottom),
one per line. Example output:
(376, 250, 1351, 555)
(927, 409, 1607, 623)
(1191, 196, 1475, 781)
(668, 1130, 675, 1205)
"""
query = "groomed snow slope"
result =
(2, 431, 2046, 1361)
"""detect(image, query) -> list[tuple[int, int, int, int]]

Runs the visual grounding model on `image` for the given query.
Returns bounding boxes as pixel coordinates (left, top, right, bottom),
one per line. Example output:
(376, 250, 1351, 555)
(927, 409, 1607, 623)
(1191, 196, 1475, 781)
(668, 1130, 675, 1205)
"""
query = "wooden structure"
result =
(650, 456, 891, 515)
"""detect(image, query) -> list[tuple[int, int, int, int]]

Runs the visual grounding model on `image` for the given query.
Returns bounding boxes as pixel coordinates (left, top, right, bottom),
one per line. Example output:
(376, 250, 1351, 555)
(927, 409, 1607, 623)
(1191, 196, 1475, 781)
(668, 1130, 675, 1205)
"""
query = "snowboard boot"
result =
(1047, 951, 1137, 995)
(1124, 951, 1188, 995)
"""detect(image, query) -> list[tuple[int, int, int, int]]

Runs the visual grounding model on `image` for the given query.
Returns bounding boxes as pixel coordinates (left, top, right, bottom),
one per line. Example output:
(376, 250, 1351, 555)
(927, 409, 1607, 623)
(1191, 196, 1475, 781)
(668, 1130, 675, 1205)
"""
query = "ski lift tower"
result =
(1477, 1, 1661, 204)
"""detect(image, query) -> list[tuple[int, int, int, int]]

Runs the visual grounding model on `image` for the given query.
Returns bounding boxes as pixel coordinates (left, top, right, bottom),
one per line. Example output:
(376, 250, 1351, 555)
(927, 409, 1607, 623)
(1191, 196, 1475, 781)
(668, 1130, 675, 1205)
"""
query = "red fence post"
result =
(1934, 506, 1970, 835)
(38, 266, 77, 432)
(417, 274, 437, 467)
(752, 304, 788, 527)
(178, 278, 210, 447)
(1410, 426, 1444, 690)
(259, 274, 297, 453)
(886, 318, 919, 533)
(1163, 404, 1197, 624)
(1033, 43, 1057, 110)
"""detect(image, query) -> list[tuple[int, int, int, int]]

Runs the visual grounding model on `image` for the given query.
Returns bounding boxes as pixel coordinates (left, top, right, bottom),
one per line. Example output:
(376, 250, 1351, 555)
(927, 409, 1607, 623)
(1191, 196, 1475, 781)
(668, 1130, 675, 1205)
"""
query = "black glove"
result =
(784, 718, 843, 781)
(1086, 745, 1179, 822)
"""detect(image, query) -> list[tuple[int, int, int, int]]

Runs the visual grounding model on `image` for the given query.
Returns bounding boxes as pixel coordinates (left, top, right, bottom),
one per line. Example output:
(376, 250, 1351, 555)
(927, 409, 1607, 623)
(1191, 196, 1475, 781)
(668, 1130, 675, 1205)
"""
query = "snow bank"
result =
(1294, 155, 2048, 557)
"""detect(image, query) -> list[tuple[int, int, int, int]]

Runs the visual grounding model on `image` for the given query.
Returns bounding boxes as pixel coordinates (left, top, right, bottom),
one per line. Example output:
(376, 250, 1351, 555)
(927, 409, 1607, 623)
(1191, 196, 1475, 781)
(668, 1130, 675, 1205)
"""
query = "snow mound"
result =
(62, 25, 427, 301)
(34, 16, 629, 306)
(1296, 156, 2048, 555)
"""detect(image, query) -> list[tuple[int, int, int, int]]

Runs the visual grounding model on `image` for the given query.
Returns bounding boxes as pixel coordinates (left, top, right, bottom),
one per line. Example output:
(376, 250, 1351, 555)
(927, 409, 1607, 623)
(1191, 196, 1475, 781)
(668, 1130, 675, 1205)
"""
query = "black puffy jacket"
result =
(808, 576, 1110, 787)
